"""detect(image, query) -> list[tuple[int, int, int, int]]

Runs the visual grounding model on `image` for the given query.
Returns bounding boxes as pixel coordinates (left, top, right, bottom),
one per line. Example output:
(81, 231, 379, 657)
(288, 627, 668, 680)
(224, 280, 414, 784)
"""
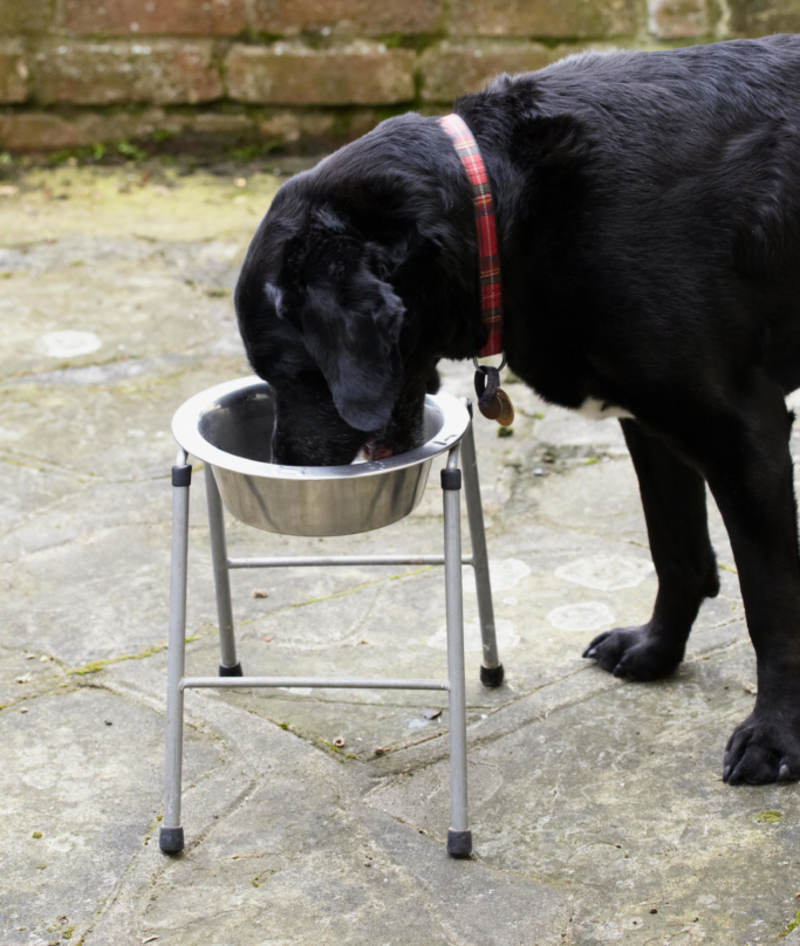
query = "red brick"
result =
(250, 0, 444, 35)
(63, 0, 246, 36)
(727, 0, 800, 36)
(33, 40, 222, 105)
(258, 108, 379, 146)
(0, 0, 56, 35)
(0, 110, 165, 149)
(647, 0, 708, 37)
(447, 0, 639, 39)
(0, 40, 29, 103)
(0, 106, 386, 152)
(226, 43, 415, 105)
(420, 41, 598, 102)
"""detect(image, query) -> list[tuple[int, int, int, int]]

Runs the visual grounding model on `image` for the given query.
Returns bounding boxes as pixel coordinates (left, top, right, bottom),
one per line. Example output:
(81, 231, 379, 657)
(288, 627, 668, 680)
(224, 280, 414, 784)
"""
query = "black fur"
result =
(235, 35, 800, 785)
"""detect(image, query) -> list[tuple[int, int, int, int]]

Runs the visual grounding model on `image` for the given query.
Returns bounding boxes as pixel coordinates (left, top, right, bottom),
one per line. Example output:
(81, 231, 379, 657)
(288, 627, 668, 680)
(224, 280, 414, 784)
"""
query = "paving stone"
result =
(1, 686, 220, 945)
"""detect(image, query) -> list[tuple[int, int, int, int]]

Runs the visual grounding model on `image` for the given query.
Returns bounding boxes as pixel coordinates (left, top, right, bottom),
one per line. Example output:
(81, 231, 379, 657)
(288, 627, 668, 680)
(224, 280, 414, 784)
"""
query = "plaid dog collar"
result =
(437, 112, 504, 359)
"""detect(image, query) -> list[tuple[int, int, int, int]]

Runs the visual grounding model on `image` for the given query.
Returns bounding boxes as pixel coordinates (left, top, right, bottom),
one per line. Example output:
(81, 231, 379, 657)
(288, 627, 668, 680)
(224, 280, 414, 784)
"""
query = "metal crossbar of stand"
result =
(159, 408, 503, 859)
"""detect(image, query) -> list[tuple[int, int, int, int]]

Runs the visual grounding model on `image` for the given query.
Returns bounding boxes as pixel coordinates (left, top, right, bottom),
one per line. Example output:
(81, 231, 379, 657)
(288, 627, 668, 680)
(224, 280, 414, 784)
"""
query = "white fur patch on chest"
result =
(574, 398, 634, 420)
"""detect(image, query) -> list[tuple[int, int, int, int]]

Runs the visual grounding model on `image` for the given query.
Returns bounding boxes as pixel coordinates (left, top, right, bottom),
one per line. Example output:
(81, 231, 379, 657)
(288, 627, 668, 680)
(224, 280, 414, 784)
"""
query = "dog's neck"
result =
(437, 113, 504, 360)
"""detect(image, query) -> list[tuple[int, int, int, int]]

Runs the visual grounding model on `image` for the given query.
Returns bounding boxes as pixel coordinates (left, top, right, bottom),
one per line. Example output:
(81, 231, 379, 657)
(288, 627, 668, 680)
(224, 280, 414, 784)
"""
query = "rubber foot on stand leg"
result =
(159, 826, 184, 854)
(219, 661, 243, 677)
(447, 829, 472, 858)
(480, 663, 504, 687)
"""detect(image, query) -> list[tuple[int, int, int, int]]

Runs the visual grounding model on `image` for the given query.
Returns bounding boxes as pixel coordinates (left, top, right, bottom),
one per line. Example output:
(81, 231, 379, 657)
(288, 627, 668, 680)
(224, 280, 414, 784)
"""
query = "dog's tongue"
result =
(365, 441, 394, 461)
(353, 440, 395, 463)
(352, 441, 395, 464)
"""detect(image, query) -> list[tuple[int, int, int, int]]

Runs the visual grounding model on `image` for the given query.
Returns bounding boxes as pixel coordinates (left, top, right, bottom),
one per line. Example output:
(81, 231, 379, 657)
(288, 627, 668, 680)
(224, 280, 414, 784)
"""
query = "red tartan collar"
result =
(437, 113, 503, 358)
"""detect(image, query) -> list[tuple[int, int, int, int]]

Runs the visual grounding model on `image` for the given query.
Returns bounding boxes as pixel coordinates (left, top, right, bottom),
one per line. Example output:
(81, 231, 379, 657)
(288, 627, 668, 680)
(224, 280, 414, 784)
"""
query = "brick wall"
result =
(0, 0, 798, 153)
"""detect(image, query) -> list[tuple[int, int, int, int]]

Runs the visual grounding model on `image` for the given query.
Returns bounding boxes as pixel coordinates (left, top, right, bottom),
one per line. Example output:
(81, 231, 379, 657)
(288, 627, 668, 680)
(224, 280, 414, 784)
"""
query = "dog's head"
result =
(234, 114, 481, 465)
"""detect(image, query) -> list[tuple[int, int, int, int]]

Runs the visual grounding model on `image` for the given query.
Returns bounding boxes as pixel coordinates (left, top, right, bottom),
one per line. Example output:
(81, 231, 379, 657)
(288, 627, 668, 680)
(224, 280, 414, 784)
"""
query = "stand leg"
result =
(460, 407, 504, 687)
(160, 454, 191, 854)
(442, 450, 472, 858)
(205, 466, 242, 677)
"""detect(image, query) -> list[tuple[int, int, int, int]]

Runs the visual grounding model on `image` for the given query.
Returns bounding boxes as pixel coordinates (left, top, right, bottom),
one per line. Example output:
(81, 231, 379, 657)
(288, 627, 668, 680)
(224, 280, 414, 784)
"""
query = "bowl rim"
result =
(172, 375, 470, 481)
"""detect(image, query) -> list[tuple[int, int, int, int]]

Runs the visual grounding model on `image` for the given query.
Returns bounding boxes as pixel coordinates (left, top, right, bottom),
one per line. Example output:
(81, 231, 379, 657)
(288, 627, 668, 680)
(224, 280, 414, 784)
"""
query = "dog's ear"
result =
(299, 258, 405, 432)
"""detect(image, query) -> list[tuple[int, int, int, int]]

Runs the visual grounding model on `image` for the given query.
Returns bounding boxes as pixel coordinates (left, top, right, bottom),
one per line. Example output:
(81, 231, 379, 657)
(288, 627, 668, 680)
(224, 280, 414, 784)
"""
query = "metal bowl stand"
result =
(159, 403, 504, 859)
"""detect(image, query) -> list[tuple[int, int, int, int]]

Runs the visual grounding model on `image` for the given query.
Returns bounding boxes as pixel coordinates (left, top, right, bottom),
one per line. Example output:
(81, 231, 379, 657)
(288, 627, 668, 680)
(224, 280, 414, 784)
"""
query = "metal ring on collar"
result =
(473, 354, 507, 372)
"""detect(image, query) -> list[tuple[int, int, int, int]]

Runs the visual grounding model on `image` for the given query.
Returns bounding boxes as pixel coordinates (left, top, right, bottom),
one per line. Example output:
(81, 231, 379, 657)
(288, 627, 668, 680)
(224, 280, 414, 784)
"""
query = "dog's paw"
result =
(582, 626, 683, 681)
(723, 711, 800, 785)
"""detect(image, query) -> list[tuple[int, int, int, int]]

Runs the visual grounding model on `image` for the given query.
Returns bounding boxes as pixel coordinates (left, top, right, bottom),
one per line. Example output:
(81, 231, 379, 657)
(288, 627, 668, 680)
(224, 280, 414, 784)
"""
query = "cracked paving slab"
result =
(1, 685, 220, 946)
(1, 164, 799, 945)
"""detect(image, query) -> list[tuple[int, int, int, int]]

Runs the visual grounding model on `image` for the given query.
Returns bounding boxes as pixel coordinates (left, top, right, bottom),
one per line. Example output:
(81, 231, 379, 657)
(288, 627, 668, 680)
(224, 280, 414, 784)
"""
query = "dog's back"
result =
(458, 36, 800, 397)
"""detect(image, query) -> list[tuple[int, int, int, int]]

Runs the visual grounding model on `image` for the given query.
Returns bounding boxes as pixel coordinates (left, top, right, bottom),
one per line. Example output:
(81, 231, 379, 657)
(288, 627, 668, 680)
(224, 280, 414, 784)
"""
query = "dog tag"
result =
(495, 388, 514, 427)
(478, 388, 515, 426)
(475, 365, 515, 427)
(478, 393, 502, 421)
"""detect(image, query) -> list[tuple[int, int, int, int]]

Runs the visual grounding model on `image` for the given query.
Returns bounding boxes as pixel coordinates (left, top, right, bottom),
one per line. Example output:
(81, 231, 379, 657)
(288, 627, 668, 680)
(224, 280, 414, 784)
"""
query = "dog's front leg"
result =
(583, 418, 719, 679)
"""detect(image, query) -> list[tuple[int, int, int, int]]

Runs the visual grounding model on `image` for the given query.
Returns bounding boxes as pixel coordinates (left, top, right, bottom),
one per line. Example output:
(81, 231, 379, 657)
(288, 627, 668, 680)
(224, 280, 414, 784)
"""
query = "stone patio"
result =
(1, 164, 799, 946)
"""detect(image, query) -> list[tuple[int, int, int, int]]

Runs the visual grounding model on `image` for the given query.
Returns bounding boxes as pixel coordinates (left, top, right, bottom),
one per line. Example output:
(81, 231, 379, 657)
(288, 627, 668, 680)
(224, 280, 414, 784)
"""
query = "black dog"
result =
(235, 35, 800, 786)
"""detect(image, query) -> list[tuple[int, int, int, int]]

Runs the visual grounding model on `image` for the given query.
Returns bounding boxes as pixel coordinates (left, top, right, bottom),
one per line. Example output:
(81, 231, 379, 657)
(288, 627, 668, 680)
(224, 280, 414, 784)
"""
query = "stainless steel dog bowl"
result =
(172, 376, 470, 536)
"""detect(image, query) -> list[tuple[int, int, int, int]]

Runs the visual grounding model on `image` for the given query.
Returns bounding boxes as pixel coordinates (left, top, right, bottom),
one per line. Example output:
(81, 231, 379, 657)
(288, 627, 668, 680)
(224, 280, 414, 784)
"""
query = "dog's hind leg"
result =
(693, 375, 800, 784)
(583, 418, 719, 680)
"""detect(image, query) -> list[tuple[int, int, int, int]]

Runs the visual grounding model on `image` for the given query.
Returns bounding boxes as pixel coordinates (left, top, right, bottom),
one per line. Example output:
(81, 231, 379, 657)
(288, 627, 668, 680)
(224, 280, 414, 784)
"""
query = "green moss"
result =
(229, 144, 275, 161)
(380, 33, 404, 49)
(372, 105, 410, 124)
(754, 810, 781, 824)
(32, 831, 42, 838)
(386, 32, 446, 53)
(68, 642, 167, 675)
(497, 426, 514, 438)
(69, 659, 112, 676)
(117, 141, 147, 162)
(781, 909, 800, 937)
(584, 456, 598, 465)
(234, 28, 283, 45)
